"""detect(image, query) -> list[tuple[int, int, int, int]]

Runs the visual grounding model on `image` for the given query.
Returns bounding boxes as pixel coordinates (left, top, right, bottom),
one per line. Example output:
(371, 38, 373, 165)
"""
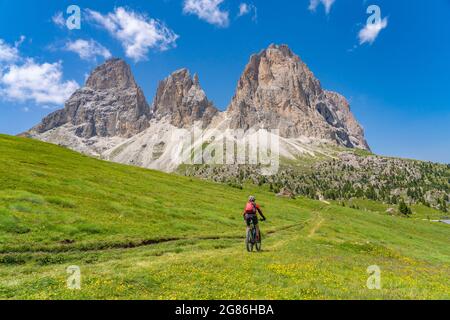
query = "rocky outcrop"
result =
(27, 58, 151, 139)
(152, 69, 218, 128)
(226, 44, 369, 150)
(85, 58, 136, 90)
(324, 91, 370, 150)
(276, 187, 296, 199)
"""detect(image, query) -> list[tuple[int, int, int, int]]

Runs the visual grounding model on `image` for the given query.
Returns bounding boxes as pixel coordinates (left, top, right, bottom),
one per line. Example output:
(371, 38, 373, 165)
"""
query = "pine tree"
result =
(399, 200, 412, 216)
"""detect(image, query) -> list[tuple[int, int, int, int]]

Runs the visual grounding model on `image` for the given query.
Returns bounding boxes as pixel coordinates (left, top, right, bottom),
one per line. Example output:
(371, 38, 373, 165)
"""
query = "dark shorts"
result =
(244, 214, 258, 226)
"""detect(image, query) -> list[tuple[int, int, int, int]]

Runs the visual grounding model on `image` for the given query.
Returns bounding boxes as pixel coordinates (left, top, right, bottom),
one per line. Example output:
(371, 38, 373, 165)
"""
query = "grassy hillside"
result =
(0, 134, 448, 299)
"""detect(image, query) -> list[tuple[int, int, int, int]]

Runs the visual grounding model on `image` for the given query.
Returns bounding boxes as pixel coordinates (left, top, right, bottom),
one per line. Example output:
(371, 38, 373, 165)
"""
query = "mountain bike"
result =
(245, 219, 263, 252)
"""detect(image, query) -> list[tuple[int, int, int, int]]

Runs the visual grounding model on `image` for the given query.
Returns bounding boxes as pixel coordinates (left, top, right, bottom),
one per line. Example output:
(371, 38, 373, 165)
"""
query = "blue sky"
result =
(0, 0, 449, 163)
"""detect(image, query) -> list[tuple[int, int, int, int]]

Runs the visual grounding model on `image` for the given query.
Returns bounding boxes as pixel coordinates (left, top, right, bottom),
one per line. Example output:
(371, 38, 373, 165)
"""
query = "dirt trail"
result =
(1, 205, 331, 256)
(308, 215, 325, 238)
(0, 221, 308, 256)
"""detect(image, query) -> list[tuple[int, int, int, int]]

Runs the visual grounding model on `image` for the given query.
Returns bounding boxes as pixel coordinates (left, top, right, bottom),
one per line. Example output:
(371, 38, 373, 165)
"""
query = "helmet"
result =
(248, 196, 256, 202)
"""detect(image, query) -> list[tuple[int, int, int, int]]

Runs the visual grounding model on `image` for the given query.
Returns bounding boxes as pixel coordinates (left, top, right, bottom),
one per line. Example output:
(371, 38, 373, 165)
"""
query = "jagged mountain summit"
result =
(152, 69, 218, 128)
(31, 58, 151, 138)
(24, 58, 151, 155)
(25, 45, 370, 171)
(225, 44, 369, 150)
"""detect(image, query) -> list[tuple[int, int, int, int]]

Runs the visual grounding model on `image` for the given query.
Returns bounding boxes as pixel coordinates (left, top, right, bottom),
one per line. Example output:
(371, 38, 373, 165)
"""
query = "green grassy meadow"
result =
(0, 134, 448, 299)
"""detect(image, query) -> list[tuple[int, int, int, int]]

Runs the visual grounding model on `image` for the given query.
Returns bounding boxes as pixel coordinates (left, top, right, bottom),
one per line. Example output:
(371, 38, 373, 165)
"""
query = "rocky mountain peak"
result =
(152, 69, 218, 128)
(323, 91, 370, 150)
(193, 73, 200, 86)
(227, 44, 369, 150)
(229, 44, 320, 113)
(267, 43, 295, 57)
(26, 58, 151, 140)
(86, 58, 137, 90)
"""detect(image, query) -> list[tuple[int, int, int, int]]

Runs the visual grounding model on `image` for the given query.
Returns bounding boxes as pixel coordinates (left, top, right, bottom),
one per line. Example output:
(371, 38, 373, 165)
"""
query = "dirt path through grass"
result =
(308, 215, 325, 238)
(0, 219, 311, 256)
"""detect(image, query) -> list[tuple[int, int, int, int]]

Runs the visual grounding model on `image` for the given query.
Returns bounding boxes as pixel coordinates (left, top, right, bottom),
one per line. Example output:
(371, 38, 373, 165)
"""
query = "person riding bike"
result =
(243, 196, 266, 241)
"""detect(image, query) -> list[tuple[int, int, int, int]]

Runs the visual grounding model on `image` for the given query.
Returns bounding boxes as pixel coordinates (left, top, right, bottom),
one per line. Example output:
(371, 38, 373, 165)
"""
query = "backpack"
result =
(245, 202, 256, 214)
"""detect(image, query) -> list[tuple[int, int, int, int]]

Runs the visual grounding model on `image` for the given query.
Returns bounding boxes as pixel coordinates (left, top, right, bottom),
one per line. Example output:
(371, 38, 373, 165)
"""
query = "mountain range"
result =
(21, 44, 449, 210)
(24, 44, 369, 172)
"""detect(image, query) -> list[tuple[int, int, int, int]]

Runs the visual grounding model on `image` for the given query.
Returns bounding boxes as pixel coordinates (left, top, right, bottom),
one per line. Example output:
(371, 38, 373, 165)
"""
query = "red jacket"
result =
(244, 202, 262, 215)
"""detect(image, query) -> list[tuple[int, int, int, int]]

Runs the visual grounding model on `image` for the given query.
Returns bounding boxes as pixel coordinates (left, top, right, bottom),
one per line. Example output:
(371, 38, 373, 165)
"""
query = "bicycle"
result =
(245, 218, 264, 252)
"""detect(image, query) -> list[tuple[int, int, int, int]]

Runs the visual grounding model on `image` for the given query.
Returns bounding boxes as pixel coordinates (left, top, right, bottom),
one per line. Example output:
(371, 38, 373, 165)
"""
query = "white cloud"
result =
(308, 0, 336, 14)
(64, 39, 112, 61)
(0, 59, 79, 105)
(0, 37, 78, 107)
(15, 36, 26, 48)
(183, 0, 229, 28)
(358, 18, 388, 45)
(238, 3, 250, 17)
(0, 39, 20, 63)
(52, 11, 66, 28)
(237, 3, 257, 21)
(86, 7, 178, 62)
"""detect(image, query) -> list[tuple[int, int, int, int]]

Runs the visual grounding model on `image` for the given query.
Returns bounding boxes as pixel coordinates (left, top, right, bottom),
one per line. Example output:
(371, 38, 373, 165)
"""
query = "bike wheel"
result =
(246, 229, 254, 252)
(255, 231, 262, 252)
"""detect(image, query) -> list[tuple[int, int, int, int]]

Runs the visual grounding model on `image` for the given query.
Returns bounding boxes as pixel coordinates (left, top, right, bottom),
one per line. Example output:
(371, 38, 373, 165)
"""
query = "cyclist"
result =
(243, 196, 266, 241)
